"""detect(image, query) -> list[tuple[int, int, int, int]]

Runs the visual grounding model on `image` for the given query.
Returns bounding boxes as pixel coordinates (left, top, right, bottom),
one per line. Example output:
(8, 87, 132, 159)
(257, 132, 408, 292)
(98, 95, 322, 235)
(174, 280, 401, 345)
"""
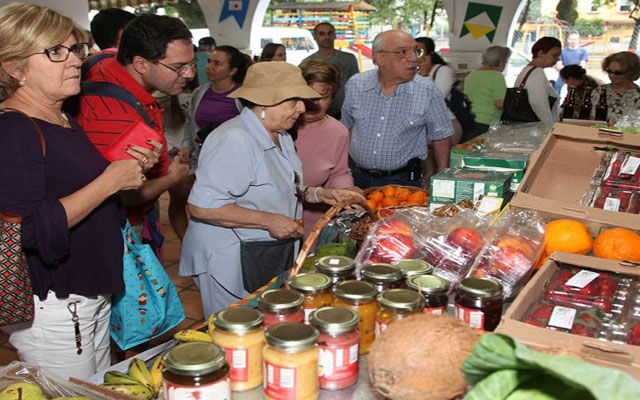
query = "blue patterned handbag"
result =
(110, 221, 185, 350)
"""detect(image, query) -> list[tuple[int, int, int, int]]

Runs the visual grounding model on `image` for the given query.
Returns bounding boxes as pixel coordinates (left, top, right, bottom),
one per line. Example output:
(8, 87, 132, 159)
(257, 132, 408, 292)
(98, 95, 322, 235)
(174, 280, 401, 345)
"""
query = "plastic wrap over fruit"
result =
(467, 209, 545, 298)
(0, 362, 95, 399)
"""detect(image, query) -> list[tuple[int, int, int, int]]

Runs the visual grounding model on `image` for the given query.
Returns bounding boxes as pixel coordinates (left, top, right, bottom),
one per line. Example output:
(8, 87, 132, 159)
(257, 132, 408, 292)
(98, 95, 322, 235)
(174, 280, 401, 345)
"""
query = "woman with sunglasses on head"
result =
(0, 4, 151, 378)
(589, 51, 640, 124)
(180, 62, 364, 317)
(515, 36, 562, 122)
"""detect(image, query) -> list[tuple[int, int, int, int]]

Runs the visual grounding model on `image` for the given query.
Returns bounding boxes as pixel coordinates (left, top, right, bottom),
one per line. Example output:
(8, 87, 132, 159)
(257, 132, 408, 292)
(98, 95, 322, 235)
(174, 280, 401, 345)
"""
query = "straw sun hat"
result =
(228, 61, 321, 106)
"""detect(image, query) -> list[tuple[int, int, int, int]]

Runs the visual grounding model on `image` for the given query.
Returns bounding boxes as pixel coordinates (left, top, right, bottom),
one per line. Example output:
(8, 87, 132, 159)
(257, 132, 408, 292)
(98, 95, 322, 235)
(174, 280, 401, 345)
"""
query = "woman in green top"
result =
(463, 46, 511, 141)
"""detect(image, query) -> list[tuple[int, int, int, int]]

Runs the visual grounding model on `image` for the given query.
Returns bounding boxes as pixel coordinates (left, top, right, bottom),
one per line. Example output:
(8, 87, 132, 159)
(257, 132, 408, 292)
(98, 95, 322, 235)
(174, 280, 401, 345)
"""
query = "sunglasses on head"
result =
(605, 68, 625, 76)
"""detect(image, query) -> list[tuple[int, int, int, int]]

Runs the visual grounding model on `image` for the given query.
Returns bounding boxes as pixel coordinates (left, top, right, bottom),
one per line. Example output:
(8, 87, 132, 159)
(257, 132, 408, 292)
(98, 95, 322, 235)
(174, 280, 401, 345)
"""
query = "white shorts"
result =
(2, 291, 111, 379)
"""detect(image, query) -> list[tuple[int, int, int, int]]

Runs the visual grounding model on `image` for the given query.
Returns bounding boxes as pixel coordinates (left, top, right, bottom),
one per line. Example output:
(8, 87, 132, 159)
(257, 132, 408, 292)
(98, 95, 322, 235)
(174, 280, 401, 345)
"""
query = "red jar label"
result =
(222, 347, 248, 382)
(318, 343, 359, 381)
(455, 304, 484, 330)
(264, 361, 296, 400)
(424, 306, 445, 315)
(164, 377, 231, 400)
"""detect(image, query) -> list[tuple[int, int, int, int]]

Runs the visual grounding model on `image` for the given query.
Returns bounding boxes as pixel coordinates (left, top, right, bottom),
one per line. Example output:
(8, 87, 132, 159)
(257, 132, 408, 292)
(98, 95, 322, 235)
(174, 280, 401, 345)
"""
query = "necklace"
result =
(4, 99, 70, 128)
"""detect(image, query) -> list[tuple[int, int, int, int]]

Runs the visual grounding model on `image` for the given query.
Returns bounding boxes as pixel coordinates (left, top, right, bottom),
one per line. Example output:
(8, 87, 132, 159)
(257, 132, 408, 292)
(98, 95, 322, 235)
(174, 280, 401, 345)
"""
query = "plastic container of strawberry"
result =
(589, 186, 640, 214)
(601, 151, 640, 192)
(521, 300, 607, 338)
(544, 266, 623, 312)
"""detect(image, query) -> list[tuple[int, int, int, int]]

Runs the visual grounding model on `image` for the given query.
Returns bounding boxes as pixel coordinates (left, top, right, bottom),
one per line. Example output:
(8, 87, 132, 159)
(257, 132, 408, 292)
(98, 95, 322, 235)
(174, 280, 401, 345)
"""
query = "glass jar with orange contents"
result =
(211, 307, 264, 392)
(375, 289, 425, 337)
(288, 272, 334, 323)
(309, 307, 360, 390)
(258, 289, 304, 329)
(332, 280, 379, 354)
(263, 323, 319, 400)
(361, 263, 402, 293)
(315, 256, 356, 285)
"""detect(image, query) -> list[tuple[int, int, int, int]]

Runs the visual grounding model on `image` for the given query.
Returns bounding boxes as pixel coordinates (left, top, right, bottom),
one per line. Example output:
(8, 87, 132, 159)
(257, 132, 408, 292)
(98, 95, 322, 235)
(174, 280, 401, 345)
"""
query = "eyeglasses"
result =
(153, 59, 197, 77)
(379, 48, 425, 58)
(34, 43, 89, 62)
(605, 68, 625, 76)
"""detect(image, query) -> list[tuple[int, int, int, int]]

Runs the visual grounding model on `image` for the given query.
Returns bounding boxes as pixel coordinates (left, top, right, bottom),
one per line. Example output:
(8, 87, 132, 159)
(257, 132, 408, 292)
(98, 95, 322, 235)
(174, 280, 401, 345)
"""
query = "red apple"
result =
(375, 219, 413, 238)
(374, 232, 415, 263)
(446, 227, 484, 256)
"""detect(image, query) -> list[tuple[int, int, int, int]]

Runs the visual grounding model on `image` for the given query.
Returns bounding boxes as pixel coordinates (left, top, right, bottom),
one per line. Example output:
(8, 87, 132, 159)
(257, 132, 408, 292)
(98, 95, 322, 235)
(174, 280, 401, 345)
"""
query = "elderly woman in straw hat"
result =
(180, 62, 364, 316)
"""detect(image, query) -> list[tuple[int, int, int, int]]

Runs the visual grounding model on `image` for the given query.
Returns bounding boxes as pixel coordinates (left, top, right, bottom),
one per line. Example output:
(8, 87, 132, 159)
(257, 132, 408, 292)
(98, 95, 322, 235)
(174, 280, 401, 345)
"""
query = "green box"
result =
(429, 167, 513, 209)
(461, 150, 528, 191)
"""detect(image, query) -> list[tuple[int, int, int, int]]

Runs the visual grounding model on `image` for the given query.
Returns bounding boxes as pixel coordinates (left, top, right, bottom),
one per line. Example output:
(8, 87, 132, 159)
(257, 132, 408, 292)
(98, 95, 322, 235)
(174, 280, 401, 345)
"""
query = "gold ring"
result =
(140, 157, 149, 165)
(141, 174, 147, 182)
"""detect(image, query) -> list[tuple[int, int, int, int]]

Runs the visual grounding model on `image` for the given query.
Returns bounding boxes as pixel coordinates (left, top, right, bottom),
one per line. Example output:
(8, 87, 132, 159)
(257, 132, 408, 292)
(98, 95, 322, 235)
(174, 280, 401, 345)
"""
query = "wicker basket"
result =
(232, 199, 368, 307)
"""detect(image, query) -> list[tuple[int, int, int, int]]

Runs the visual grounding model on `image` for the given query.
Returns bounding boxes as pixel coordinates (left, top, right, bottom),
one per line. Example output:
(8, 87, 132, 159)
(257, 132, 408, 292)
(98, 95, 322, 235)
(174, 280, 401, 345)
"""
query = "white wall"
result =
(0, 0, 90, 29)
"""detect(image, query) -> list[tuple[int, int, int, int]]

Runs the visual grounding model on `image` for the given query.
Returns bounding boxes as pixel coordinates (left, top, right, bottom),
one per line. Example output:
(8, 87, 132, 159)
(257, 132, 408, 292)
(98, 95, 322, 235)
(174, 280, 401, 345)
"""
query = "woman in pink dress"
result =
(295, 59, 361, 238)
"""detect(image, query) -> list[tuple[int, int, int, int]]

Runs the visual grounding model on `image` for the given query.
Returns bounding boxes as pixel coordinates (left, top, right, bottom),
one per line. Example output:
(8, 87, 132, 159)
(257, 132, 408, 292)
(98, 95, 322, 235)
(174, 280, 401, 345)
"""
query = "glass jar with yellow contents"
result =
(263, 323, 319, 400)
(211, 307, 264, 392)
(258, 288, 305, 329)
(332, 280, 379, 354)
(288, 272, 334, 323)
(375, 288, 425, 337)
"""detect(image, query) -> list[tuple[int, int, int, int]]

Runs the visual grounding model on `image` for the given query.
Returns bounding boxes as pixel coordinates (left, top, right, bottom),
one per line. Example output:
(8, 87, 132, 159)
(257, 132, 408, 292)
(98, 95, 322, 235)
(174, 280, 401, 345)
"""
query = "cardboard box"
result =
(498, 252, 640, 379)
(429, 167, 512, 210)
(461, 150, 528, 191)
(512, 122, 640, 232)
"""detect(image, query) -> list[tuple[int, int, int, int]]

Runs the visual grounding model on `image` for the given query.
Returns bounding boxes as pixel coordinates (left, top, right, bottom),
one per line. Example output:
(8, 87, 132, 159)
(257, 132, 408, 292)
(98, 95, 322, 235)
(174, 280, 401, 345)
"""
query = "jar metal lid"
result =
(361, 263, 402, 282)
(457, 277, 503, 298)
(288, 272, 332, 293)
(393, 259, 433, 278)
(265, 322, 318, 351)
(163, 342, 226, 376)
(309, 306, 359, 333)
(258, 288, 304, 312)
(406, 274, 449, 295)
(377, 288, 425, 311)
(213, 307, 263, 333)
(316, 256, 356, 275)
(333, 280, 378, 302)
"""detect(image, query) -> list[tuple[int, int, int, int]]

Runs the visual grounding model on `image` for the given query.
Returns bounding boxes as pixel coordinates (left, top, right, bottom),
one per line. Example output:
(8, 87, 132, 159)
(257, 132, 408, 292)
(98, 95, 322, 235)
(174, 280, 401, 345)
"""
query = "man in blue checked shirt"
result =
(342, 29, 453, 189)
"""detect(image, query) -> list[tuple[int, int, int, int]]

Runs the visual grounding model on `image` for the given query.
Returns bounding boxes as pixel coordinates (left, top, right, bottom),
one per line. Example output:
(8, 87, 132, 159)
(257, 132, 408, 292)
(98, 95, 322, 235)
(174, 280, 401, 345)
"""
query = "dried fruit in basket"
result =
(592, 227, 640, 261)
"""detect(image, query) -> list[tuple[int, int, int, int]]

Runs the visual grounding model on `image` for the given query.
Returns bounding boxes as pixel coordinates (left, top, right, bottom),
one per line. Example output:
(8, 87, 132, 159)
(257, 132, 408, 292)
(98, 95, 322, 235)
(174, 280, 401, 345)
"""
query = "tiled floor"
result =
(0, 193, 203, 366)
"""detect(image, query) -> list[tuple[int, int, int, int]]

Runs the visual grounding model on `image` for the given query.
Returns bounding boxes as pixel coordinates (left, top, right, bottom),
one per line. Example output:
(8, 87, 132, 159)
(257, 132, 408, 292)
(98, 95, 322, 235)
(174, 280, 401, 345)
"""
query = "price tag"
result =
(328, 258, 341, 265)
(603, 197, 621, 211)
(565, 270, 599, 288)
(621, 156, 640, 176)
(477, 196, 503, 215)
(549, 306, 576, 330)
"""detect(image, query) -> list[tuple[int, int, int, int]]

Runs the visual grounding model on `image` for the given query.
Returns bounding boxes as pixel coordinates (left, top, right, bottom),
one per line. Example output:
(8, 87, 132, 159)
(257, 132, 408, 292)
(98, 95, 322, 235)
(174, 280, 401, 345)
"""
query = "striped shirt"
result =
(342, 70, 453, 171)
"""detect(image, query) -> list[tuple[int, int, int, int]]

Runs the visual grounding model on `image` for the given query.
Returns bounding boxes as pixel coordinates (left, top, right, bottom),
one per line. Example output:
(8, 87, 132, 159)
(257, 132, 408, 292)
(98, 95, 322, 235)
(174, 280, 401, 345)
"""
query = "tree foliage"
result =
(556, 0, 578, 26)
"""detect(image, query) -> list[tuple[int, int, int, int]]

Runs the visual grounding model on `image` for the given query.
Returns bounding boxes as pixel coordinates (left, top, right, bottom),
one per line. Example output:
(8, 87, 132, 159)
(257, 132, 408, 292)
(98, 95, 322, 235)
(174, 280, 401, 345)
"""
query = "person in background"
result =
(75, 14, 192, 240)
(259, 43, 286, 62)
(590, 51, 640, 124)
(554, 31, 588, 94)
(302, 22, 359, 120)
(342, 30, 453, 189)
(515, 36, 561, 122)
(296, 59, 361, 239)
(463, 45, 511, 139)
(415, 36, 462, 181)
(154, 76, 199, 240)
(83, 8, 135, 76)
(0, 3, 151, 379)
(179, 62, 364, 316)
(558, 64, 603, 107)
(196, 36, 216, 86)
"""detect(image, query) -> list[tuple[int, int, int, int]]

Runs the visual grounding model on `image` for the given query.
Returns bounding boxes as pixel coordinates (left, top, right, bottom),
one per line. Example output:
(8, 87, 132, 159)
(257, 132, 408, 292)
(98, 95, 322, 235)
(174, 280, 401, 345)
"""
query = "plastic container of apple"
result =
(353, 207, 545, 298)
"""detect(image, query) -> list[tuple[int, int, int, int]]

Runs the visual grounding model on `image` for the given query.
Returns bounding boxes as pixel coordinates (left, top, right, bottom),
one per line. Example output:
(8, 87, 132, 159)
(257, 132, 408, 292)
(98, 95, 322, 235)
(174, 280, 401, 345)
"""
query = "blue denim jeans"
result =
(349, 159, 421, 189)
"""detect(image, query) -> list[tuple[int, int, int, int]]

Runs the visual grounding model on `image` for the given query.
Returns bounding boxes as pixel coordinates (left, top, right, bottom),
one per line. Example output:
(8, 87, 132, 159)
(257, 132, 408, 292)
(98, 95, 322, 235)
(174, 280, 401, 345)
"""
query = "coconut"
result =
(368, 313, 480, 400)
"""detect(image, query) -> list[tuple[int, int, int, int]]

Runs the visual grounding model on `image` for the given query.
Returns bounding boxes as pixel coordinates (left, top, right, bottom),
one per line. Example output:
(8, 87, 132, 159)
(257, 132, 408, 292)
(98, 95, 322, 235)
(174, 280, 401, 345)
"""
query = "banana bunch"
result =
(101, 357, 163, 400)
(173, 328, 213, 343)
(208, 312, 216, 336)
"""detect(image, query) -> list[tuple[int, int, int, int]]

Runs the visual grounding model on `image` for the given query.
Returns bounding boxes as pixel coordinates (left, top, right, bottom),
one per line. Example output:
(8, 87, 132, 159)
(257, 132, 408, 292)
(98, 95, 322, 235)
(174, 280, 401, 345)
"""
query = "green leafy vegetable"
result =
(463, 334, 640, 400)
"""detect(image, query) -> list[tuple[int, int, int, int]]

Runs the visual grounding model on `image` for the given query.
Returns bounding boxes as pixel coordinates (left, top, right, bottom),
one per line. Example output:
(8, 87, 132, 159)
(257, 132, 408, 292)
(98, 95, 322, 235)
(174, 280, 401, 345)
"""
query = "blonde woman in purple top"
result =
(296, 59, 361, 238)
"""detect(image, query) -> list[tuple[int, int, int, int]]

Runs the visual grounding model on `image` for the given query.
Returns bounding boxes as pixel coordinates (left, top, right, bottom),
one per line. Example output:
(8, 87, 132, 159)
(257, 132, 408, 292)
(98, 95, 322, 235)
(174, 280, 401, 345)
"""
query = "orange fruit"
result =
(368, 190, 384, 202)
(366, 199, 379, 212)
(381, 196, 399, 208)
(395, 188, 411, 201)
(408, 191, 427, 205)
(593, 227, 640, 261)
(381, 185, 396, 198)
(544, 219, 593, 256)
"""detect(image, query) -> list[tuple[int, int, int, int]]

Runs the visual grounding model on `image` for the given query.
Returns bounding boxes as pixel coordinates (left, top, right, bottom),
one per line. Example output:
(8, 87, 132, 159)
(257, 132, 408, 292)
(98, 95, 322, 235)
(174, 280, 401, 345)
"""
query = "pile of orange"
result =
(365, 185, 428, 212)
